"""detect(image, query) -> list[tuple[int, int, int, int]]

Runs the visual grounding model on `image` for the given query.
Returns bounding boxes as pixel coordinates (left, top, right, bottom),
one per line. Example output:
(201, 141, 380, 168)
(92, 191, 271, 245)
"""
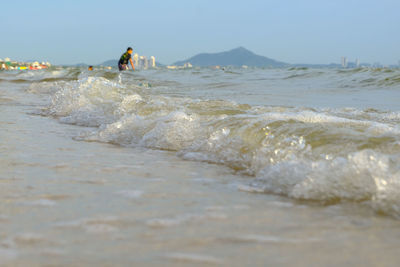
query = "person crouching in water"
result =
(118, 47, 135, 71)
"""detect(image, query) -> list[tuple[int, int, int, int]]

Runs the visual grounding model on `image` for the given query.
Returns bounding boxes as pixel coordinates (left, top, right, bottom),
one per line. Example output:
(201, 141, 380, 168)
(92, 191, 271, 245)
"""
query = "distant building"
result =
(150, 56, 156, 68)
(183, 62, 192, 68)
(139, 56, 143, 69)
(139, 56, 148, 70)
(341, 57, 348, 68)
(373, 62, 381, 68)
(167, 63, 192, 70)
(125, 53, 158, 70)
(133, 53, 139, 68)
(355, 58, 360, 68)
(0, 58, 51, 70)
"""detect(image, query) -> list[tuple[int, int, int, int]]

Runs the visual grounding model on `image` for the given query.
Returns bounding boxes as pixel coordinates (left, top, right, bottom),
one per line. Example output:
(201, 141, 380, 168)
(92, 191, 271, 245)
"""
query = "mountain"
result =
(100, 59, 118, 67)
(173, 47, 288, 67)
(74, 63, 89, 67)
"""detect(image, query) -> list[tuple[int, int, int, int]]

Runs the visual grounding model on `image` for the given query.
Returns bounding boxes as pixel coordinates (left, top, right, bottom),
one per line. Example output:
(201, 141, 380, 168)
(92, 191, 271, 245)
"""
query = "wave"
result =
(281, 67, 400, 87)
(40, 74, 400, 218)
(1, 68, 82, 82)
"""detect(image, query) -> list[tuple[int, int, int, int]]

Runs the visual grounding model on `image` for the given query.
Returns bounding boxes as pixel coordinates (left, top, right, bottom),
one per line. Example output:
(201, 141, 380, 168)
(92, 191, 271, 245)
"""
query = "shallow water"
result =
(1, 67, 400, 266)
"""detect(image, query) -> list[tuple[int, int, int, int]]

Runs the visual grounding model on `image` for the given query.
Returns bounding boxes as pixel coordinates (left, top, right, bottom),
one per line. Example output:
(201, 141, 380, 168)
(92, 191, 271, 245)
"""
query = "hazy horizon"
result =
(1, 0, 399, 65)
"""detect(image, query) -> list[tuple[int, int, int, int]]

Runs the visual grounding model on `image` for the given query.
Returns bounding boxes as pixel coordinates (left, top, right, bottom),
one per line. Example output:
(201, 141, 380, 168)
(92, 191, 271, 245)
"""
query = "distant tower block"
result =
(150, 56, 156, 68)
(355, 58, 360, 68)
(139, 56, 148, 70)
(341, 57, 348, 68)
(133, 53, 139, 68)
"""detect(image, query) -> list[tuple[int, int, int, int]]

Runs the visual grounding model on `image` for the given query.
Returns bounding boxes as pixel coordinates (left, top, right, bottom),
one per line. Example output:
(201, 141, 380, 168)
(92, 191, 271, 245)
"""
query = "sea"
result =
(1, 66, 400, 266)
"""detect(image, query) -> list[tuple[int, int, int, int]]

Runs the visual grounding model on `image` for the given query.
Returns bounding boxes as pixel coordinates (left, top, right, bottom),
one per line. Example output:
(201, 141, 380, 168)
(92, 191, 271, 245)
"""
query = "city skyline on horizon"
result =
(1, 1, 399, 66)
(1, 46, 399, 68)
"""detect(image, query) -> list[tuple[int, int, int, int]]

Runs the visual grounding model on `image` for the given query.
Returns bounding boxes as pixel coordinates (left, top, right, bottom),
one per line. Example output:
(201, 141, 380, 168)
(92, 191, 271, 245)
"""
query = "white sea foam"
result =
(42, 74, 400, 218)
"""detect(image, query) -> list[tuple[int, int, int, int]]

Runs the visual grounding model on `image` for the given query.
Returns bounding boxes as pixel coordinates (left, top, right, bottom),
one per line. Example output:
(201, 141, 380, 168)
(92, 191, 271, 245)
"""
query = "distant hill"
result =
(69, 60, 118, 67)
(100, 59, 118, 67)
(173, 47, 288, 67)
(74, 63, 89, 67)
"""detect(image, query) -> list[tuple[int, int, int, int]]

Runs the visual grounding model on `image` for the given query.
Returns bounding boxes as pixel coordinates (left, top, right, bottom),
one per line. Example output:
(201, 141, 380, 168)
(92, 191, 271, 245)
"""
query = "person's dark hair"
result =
(127, 47, 133, 51)
(89, 65, 93, 68)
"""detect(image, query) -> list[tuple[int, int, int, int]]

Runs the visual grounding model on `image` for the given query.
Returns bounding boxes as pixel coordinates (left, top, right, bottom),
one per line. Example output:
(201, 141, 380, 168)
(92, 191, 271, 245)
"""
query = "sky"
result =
(0, 0, 399, 65)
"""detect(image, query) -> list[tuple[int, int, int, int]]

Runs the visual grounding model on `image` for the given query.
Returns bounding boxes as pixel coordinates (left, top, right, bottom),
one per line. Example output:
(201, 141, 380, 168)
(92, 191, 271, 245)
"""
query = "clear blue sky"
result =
(0, 0, 399, 65)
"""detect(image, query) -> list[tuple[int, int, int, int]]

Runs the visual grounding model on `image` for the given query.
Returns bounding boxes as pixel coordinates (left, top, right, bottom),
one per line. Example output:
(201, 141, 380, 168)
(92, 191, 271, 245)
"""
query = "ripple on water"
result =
(0, 248, 18, 263)
(192, 178, 215, 184)
(54, 215, 123, 234)
(22, 199, 57, 207)
(0, 215, 9, 222)
(146, 212, 227, 228)
(114, 190, 143, 199)
(14, 233, 47, 246)
(165, 252, 223, 265)
(224, 234, 321, 244)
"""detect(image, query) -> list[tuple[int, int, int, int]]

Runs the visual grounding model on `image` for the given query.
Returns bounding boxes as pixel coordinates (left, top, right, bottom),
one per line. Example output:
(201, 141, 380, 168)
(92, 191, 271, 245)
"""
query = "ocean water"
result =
(1, 67, 400, 266)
